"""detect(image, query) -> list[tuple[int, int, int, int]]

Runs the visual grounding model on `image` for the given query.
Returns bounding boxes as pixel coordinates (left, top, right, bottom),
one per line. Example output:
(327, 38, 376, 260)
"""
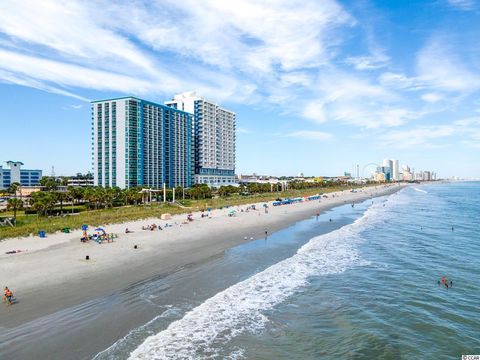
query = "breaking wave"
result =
(127, 195, 402, 360)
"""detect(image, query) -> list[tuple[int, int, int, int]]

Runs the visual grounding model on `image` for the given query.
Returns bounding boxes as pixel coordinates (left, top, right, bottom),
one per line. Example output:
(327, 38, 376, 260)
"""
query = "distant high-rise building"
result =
(0, 161, 42, 189)
(166, 91, 236, 187)
(401, 164, 413, 181)
(381, 159, 394, 181)
(91, 97, 194, 189)
(376, 166, 391, 181)
(392, 159, 399, 181)
(422, 171, 432, 181)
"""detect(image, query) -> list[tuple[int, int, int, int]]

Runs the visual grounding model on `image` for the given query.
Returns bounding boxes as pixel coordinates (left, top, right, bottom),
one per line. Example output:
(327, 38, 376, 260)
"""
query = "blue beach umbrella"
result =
(95, 228, 106, 235)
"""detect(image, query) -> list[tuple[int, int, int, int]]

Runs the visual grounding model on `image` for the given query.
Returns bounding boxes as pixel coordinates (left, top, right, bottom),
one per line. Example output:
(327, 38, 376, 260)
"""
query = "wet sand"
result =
(0, 184, 404, 328)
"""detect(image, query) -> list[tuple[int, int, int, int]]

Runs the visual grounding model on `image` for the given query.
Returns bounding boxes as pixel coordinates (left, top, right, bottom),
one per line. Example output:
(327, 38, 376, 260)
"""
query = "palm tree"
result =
(30, 191, 56, 216)
(39, 176, 60, 191)
(55, 191, 67, 213)
(6, 198, 23, 225)
(60, 176, 69, 187)
(8, 182, 20, 198)
(68, 186, 85, 205)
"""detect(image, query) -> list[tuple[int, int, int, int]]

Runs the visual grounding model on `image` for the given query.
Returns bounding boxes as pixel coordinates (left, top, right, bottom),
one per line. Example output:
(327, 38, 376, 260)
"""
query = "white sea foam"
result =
(93, 306, 182, 360)
(414, 187, 428, 194)
(126, 197, 401, 360)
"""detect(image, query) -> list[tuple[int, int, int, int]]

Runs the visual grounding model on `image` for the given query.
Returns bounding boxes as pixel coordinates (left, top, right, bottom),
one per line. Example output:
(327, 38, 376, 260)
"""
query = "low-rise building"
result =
(67, 174, 95, 187)
(0, 161, 42, 190)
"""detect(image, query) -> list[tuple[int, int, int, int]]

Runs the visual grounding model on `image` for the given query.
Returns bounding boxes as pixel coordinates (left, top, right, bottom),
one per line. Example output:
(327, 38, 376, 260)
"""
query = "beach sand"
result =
(0, 184, 404, 328)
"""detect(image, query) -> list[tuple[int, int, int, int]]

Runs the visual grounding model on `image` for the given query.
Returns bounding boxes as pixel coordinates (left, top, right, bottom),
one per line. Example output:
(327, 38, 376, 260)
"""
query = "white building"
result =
(91, 97, 194, 189)
(67, 174, 95, 187)
(381, 159, 400, 181)
(0, 161, 42, 190)
(392, 159, 399, 181)
(401, 165, 413, 181)
(166, 91, 236, 187)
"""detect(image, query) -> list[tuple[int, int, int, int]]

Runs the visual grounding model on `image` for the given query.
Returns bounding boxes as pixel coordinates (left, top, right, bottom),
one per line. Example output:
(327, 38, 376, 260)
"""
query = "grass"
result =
(0, 185, 364, 240)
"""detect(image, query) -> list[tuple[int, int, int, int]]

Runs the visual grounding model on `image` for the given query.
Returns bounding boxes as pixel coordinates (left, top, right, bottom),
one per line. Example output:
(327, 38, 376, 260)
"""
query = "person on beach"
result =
(3, 287, 13, 305)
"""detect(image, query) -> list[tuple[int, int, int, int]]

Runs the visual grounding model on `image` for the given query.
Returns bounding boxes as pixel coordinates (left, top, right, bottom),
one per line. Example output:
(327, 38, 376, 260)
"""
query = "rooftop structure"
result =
(166, 91, 236, 187)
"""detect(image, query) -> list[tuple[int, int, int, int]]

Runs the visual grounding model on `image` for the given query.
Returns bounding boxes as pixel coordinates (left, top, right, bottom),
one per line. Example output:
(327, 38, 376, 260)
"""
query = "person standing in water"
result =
(439, 276, 450, 289)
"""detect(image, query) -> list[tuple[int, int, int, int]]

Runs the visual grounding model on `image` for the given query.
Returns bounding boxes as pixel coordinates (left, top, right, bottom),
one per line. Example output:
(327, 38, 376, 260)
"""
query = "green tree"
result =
(175, 186, 184, 200)
(54, 191, 67, 213)
(7, 182, 21, 197)
(30, 191, 56, 216)
(6, 198, 23, 224)
(188, 184, 212, 199)
(218, 185, 238, 197)
(40, 176, 60, 191)
(67, 186, 85, 205)
(60, 176, 69, 187)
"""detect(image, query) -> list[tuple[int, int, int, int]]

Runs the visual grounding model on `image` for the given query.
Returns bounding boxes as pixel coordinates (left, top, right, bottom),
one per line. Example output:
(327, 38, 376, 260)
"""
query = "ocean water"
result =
(98, 182, 479, 360)
(2, 183, 479, 360)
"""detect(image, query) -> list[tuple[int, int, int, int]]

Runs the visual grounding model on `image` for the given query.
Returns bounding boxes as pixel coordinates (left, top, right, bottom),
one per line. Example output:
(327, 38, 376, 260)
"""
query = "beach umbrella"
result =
(95, 228, 106, 235)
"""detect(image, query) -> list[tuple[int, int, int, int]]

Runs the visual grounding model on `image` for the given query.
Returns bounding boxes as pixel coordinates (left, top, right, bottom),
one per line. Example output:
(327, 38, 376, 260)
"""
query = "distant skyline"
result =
(0, 0, 479, 178)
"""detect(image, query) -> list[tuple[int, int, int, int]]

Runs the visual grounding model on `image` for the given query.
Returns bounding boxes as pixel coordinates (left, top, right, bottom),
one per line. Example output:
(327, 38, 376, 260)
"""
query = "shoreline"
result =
(0, 184, 405, 328)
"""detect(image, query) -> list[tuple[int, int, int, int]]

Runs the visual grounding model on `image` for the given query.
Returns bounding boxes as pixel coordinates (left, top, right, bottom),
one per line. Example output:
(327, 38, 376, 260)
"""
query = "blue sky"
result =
(0, 0, 479, 178)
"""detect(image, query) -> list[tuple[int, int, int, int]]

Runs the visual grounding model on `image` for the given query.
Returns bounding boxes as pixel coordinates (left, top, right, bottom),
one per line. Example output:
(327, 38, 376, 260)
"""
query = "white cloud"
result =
(381, 125, 455, 148)
(237, 127, 250, 134)
(0, 0, 477, 140)
(345, 52, 390, 70)
(453, 117, 480, 126)
(416, 38, 480, 93)
(0, 0, 156, 74)
(0, 0, 360, 111)
(378, 72, 424, 90)
(298, 70, 409, 128)
(0, 68, 90, 101)
(303, 102, 327, 123)
(380, 116, 480, 148)
(0, 49, 162, 95)
(124, 0, 353, 72)
(421, 92, 443, 103)
(285, 130, 333, 140)
(447, 0, 475, 10)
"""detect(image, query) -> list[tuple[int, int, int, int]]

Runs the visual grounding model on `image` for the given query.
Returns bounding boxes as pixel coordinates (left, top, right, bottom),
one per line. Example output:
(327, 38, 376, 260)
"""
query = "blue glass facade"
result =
(92, 97, 193, 189)
(377, 166, 392, 181)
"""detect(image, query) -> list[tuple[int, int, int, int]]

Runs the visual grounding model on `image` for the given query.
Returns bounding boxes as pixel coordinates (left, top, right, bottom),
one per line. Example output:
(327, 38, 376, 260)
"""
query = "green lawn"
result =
(0, 185, 362, 240)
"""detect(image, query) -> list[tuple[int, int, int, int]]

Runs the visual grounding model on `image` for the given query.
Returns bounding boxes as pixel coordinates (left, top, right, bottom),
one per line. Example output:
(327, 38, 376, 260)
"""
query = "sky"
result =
(0, 0, 479, 178)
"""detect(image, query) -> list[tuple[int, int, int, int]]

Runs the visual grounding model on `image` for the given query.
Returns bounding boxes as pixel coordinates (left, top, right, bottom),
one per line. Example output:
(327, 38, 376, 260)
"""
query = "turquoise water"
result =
(232, 182, 480, 359)
(126, 182, 480, 359)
